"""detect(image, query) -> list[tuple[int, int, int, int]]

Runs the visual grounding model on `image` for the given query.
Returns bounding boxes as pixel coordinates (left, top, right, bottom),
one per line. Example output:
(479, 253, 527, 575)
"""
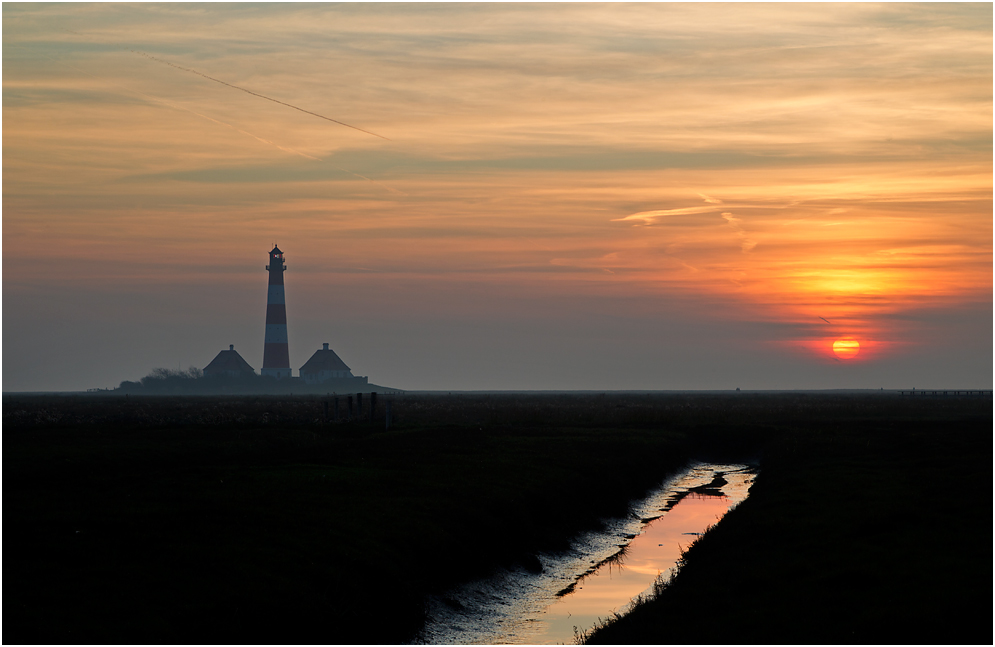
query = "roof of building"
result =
(204, 346, 255, 374)
(300, 344, 351, 373)
(270, 245, 283, 255)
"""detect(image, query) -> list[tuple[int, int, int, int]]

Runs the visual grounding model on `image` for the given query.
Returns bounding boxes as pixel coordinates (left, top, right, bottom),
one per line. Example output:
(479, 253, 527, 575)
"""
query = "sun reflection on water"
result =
(538, 489, 746, 643)
(416, 464, 755, 645)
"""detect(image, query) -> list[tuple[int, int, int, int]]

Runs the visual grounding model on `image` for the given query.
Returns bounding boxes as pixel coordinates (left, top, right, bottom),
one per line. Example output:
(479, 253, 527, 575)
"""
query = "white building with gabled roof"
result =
(203, 345, 255, 377)
(299, 343, 355, 384)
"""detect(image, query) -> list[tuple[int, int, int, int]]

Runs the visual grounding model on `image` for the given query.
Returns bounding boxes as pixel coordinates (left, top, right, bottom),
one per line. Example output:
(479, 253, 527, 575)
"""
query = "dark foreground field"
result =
(584, 399, 993, 645)
(3, 392, 990, 644)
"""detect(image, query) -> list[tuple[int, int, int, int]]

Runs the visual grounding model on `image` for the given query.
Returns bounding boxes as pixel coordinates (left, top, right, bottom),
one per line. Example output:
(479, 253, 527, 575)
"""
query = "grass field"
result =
(3, 392, 990, 644)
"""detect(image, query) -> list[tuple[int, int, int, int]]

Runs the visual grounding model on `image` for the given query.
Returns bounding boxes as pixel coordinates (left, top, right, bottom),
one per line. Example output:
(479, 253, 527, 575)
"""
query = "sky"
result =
(3, 3, 992, 392)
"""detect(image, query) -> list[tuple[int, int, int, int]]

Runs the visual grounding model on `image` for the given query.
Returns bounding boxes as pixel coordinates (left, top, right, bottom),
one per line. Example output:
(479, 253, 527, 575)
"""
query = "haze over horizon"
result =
(3, 3, 992, 392)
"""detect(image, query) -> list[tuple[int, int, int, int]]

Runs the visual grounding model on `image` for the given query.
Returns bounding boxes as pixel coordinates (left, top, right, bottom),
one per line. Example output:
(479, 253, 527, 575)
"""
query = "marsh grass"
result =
(574, 524, 708, 644)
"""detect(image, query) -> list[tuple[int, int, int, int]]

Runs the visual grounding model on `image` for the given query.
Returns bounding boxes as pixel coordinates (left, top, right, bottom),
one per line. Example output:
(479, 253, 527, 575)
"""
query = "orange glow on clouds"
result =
(2, 3, 991, 391)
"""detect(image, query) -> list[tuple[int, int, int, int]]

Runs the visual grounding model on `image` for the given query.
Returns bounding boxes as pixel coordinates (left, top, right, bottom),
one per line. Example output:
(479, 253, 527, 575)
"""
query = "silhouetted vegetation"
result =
(115, 366, 386, 395)
(116, 365, 203, 392)
(3, 392, 990, 644)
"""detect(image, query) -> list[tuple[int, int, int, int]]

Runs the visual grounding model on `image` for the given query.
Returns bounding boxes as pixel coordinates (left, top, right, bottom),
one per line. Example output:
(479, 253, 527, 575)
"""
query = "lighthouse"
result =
(262, 245, 292, 378)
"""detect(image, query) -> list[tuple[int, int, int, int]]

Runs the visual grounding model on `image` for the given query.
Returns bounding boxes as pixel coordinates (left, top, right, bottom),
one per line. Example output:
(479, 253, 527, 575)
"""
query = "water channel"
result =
(416, 463, 756, 645)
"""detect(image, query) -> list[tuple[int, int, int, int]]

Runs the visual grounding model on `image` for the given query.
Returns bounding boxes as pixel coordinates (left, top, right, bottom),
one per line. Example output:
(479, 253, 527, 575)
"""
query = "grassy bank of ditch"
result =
(3, 392, 990, 644)
(585, 403, 992, 645)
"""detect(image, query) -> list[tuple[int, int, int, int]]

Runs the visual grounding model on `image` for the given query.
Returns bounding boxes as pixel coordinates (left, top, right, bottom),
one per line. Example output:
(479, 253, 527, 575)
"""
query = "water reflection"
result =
(540, 489, 741, 642)
(417, 464, 755, 645)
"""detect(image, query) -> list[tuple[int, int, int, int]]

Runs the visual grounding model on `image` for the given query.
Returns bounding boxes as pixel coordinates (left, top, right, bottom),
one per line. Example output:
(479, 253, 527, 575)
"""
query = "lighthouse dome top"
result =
(269, 245, 284, 256)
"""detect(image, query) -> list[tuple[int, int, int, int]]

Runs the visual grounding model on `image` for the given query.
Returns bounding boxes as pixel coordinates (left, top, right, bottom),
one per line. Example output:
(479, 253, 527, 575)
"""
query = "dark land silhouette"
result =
(3, 392, 990, 644)
(114, 366, 397, 396)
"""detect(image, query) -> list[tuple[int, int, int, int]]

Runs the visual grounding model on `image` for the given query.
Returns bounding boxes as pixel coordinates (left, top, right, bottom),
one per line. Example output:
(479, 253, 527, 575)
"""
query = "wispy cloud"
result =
(721, 212, 756, 253)
(612, 205, 721, 224)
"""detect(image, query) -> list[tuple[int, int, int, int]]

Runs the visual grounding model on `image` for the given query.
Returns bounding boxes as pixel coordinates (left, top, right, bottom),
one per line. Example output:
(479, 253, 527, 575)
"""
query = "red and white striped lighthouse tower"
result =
(262, 245, 292, 378)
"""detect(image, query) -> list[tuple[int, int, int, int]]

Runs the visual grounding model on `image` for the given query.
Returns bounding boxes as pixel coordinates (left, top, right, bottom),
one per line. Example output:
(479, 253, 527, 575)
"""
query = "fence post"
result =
(385, 400, 392, 430)
(370, 392, 377, 424)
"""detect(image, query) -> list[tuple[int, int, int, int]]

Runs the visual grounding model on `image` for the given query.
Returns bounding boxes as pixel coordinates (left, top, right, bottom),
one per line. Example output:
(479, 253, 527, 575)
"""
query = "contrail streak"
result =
(180, 105, 322, 161)
(153, 99, 405, 194)
(10, 43, 406, 195)
(133, 50, 391, 141)
(163, 105, 406, 194)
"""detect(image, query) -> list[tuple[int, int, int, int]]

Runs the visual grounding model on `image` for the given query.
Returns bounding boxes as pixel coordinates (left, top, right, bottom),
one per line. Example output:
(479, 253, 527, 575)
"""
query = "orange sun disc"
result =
(833, 339, 860, 359)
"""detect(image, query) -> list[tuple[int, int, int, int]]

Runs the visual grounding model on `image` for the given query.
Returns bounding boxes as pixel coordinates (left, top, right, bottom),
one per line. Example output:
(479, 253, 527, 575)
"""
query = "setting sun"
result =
(833, 340, 860, 360)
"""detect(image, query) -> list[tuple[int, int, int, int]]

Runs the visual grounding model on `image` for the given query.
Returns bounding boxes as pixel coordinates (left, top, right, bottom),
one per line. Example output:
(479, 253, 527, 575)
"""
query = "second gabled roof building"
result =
(204, 345, 255, 377)
(300, 343, 354, 384)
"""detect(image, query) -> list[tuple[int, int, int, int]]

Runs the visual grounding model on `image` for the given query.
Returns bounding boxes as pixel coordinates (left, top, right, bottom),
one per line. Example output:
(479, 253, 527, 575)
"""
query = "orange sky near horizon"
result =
(3, 3, 991, 391)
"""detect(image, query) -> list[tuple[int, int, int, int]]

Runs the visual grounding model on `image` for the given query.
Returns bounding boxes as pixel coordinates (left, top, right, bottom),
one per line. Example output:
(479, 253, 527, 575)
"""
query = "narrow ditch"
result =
(415, 462, 757, 644)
